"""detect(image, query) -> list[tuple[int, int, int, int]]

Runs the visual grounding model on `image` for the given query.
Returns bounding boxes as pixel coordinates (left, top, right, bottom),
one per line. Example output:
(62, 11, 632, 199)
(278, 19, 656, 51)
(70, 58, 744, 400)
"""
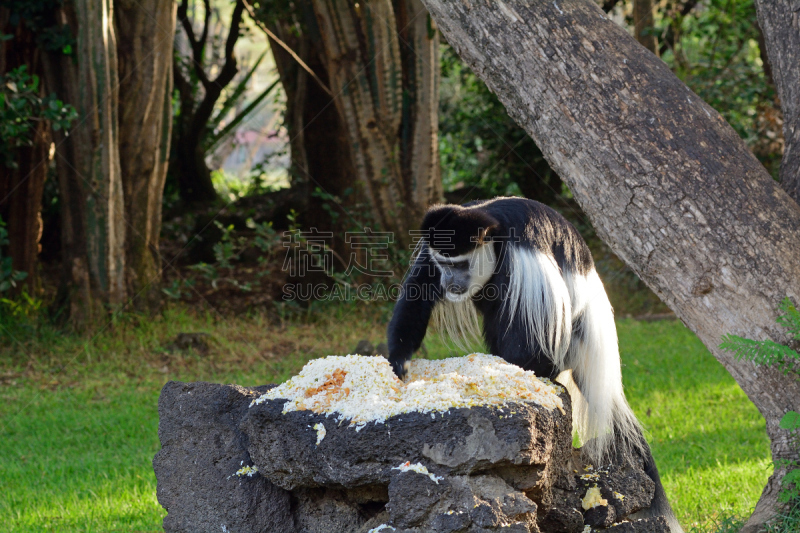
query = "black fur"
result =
(387, 197, 682, 532)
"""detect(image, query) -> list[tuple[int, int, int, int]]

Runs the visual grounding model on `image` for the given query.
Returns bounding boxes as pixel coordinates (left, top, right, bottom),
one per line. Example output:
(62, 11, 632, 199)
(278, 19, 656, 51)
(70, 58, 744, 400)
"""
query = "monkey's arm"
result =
(387, 246, 443, 378)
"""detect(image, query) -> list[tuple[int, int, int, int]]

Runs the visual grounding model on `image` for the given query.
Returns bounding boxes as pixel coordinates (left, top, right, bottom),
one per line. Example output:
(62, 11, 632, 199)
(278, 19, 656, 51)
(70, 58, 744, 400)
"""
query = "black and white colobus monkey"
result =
(387, 197, 682, 532)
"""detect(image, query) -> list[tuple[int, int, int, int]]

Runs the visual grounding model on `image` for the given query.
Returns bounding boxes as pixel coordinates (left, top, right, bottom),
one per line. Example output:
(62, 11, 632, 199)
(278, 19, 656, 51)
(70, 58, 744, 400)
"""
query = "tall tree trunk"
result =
(0, 19, 49, 294)
(311, 0, 409, 240)
(268, 15, 355, 261)
(268, 20, 312, 195)
(310, 0, 442, 244)
(395, 0, 443, 224)
(633, 0, 658, 55)
(0, 125, 49, 295)
(753, 1, 800, 205)
(42, 0, 126, 328)
(418, 0, 800, 530)
(115, 0, 176, 312)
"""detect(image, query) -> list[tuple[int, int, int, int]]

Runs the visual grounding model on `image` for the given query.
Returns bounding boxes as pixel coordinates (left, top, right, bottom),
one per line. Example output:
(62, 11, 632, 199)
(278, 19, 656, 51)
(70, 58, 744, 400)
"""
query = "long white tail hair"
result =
(505, 247, 640, 462)
(433, 245, 640, 463)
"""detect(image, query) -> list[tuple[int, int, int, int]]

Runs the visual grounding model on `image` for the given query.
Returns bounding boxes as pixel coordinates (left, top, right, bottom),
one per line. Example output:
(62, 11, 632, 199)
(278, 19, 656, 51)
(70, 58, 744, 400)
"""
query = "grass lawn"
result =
(0, 303, 770, 532)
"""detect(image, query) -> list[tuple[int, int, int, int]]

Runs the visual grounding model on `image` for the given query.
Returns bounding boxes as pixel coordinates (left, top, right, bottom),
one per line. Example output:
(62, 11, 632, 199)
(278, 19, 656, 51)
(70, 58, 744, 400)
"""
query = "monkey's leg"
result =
(387, 247, 443, 378)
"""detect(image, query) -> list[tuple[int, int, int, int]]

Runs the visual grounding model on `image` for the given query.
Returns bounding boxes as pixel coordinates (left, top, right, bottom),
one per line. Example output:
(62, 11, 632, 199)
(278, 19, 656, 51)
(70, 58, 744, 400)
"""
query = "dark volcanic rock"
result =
(241, 396, 571, 491)
(605, 516, 671, 532)
(535, 486, 585, 533)
(575, 459, 656, 519)
(154, 381, 672, 533)
(386, 470, 446, 528)
(584, 503, 616, 528)
(153, 381, 294, 533)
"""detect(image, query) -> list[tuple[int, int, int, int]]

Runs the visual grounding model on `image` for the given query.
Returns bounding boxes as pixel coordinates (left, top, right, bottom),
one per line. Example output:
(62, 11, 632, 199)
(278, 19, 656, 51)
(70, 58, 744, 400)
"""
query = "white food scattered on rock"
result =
(367, 525, 395, 533)
(613, 491, 625, 501)
(582, 485, 608, 510)
(392, 461, 443, 484)
(313, 423, 326, 445)
(251, 354, 563, 428)
(234, 465, 259, 477)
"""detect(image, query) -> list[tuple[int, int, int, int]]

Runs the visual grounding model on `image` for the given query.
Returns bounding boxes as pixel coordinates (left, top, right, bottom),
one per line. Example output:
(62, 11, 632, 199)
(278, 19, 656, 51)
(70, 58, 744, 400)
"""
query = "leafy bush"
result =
(720, 298, 800, 507)
(0, 65, 76, 168)
(163, 218, 281, 299)
(0, 216, 27, 293)
(720, 299, 800, 377)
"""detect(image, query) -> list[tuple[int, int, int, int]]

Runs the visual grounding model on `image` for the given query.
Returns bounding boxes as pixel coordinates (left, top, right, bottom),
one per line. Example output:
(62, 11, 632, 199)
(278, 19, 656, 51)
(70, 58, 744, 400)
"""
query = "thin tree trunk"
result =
(268, 20, 311, 192)
(268, 15, 356, 261)
(0, 19, 49, 294)
(419, 0, 800, 530)
(633, 0, 658, 55)
(43, 0, 126, 328)
(753, 0, 800, 205)
(115, 0, 176, 312)
(0, 125, 49, 295)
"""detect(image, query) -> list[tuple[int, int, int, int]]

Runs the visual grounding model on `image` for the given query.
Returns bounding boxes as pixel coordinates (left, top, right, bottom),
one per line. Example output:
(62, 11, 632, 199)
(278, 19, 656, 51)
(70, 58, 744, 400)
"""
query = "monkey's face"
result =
(431, 244, 497, 302)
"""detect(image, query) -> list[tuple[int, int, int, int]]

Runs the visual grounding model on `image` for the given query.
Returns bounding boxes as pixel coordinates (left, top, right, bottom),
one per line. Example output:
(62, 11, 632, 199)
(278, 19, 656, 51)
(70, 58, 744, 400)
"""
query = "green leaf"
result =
(719, 334, 800, 373)
(782, 469, 800, 486)
(780, 411, 800, 431)
(205, 78, 281, 153)
(777, 298, 800, 339)
(208, 50, 269, 133)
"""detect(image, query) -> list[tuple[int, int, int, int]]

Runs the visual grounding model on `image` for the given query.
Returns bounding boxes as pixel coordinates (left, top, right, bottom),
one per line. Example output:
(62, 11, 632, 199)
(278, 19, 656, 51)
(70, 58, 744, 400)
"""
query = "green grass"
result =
(617, 319, 771, 530)
(0, 305, 770, 532)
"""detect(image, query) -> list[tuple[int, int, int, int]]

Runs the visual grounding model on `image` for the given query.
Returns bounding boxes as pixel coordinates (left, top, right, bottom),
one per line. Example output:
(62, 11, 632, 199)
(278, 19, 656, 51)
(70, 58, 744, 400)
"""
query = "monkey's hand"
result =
(389, 354, 411, 381)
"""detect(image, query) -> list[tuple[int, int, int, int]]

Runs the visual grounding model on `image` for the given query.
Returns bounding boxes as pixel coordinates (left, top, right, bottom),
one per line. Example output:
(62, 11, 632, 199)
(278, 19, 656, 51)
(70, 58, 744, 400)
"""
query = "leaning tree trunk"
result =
(419, 0, 800, 530)
(115, 0, 176, 312)
(753, 1, 800, 205)
(43, 0, 126, 328)
(311, 0, 442, 244)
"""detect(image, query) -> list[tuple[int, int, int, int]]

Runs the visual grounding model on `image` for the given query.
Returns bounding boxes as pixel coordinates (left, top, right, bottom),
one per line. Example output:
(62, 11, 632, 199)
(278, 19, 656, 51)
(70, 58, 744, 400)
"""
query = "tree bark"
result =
(0, 19, 49, 294)
(43, 0, 126, 327)
(418, 0, 800, 530)
(0, 125, 49, 295)
(395, 0, 443, 224)
(753, 0, 800, 205)
(311, 0, 442, 244)
(115, 0, 176, 312)
(633, 0, 658, 55)
(311, 0, 409, 240)
(267, 15, 356, 260)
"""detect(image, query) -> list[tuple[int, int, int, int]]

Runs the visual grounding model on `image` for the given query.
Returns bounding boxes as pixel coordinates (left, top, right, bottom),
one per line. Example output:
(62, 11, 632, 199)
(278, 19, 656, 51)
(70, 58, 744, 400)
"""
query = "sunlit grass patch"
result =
(0, 385, 163, 532)
(618, 318, 771, 530)
(0, 305, 773, 532)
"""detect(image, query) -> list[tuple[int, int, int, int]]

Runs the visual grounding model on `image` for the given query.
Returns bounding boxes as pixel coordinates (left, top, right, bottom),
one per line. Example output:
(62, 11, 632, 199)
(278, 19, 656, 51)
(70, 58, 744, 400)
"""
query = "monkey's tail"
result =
(633, 435, 685, 533)
(561, 268, 683, 533)
(561, 268, 638, 462)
